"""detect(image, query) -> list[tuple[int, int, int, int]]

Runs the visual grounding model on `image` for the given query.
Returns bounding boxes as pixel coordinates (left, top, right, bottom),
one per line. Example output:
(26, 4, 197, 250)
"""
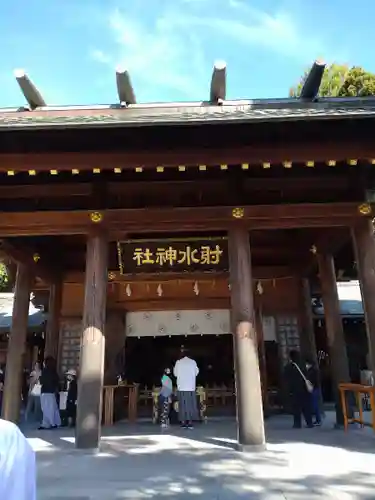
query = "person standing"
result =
(173, 347, 199, 429)
(25, 362, 42, 423)
(284, 350, 313, 429)
(306, 357, 322, 426)
(0, 418, 36, 500)
(60, 369, 78, 428)
(39, 356, 61, 430)
(159, 367, 173, 429)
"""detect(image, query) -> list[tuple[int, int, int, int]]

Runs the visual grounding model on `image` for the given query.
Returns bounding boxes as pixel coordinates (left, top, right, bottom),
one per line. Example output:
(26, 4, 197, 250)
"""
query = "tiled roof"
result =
(1, 98, 375, 129)
(0, 293, 45, 329)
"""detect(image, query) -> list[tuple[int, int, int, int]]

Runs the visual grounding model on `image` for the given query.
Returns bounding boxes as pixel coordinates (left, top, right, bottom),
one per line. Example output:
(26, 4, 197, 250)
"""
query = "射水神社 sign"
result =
(117, 238, 228, 274)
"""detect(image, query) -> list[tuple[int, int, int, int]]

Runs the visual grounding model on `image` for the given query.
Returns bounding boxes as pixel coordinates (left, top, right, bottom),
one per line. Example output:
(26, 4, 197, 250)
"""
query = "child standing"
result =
(61, 369, 77, 427)
(160, 368, 173, 429)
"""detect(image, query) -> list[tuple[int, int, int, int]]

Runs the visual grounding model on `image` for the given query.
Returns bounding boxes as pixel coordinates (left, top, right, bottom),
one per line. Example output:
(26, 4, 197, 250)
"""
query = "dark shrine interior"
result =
(125, 334, 280, 391)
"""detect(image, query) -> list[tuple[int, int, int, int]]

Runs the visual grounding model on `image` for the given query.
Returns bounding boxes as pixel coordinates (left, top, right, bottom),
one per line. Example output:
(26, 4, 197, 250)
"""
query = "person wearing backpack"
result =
(284, 350, 313, 429)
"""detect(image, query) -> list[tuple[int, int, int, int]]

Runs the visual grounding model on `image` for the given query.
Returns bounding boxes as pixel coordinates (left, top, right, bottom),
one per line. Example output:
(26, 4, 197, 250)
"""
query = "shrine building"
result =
(1, 61, 375, 451)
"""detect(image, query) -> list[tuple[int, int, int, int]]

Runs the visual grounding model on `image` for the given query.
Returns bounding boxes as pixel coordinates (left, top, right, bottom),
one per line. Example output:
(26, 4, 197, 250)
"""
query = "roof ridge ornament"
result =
(116, 65, 136, 105)
(210, 60, 226, 103)
(299, 60, 326, 101)
(14, 69, 46, 110)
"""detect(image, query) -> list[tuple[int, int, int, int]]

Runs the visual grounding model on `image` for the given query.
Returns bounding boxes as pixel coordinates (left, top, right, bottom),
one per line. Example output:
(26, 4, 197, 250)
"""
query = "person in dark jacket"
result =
(284, 350, 313, 429)
(61, 369, 77, 427)
(306, 357, 322, 426)
(38, 356, 61, 430)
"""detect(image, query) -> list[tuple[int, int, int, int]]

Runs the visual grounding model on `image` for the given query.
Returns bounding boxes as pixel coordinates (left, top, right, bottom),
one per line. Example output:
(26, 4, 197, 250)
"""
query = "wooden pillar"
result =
(317, 252, 350, 426)
(254, 303, 268, 413)
(44, 281, 62, 361)
(1, 263, 32, 422)
(298, 278, 324, 411)
(229, 227, 265, 451)
(352, 221, 375, 375)
(76, 231, 108, 450)
(299, 279, 319, 365)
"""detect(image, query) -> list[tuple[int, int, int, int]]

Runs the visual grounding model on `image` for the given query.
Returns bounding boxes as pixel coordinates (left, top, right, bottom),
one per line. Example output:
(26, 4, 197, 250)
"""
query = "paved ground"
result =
(26, 412, 375, 499)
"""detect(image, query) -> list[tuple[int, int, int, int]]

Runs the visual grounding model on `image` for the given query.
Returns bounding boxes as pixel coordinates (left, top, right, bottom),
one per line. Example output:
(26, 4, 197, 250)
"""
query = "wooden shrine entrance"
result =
(2, 61, 375, 451)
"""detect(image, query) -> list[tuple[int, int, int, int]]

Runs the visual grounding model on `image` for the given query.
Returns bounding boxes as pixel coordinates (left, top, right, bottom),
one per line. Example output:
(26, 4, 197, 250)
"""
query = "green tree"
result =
(290, 63, 375, 97)
(0, 262, 9, 291)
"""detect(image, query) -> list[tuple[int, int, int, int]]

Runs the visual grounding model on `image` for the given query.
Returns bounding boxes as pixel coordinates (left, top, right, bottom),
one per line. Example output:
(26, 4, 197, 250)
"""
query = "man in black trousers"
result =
(284, 350, 313, 429)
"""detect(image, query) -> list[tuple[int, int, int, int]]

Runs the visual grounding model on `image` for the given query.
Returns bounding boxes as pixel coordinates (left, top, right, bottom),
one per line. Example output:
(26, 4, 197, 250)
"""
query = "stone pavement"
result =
(26, 412, 375, 499)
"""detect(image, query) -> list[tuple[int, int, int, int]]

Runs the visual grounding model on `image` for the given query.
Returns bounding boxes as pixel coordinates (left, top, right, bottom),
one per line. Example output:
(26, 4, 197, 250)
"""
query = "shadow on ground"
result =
(28, 412, 375, 500)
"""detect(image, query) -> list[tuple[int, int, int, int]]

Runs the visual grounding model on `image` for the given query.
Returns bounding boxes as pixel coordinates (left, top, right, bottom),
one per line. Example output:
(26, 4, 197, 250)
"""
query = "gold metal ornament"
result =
(232, 207, 244, 219)
(33, 253, 40, 263)
(90, 211, 103, 223)
(108, 271, 116, 281)
(358, 203, 372, 215)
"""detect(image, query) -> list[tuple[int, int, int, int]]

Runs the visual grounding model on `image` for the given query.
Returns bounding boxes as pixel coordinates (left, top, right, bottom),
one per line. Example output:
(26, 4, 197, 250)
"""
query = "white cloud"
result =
(91, 0, 326, 100)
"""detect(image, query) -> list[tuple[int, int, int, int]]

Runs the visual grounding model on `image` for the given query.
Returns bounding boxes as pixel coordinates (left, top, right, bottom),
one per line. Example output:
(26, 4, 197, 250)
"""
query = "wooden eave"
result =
(1, 97, 375, 130)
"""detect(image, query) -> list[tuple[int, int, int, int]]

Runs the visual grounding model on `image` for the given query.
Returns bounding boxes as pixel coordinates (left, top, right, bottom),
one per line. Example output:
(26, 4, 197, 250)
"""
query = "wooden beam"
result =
(210, 61, 226, 102)
(65, 266, 295, 283)
(0, 203, 362, 236)
(123, 297, 231, 312)
(14, 69, 46, 109)
(0, 176, 352, 202)
(0, 239, 59, 283)
(116, 66, 136, 104)
(0, 142, 375, 172)
(0, 184, 91, 199)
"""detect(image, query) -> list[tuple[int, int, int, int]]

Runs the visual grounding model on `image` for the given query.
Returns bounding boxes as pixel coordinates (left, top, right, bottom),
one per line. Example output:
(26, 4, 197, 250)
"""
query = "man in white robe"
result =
(0, 418, 36, 500)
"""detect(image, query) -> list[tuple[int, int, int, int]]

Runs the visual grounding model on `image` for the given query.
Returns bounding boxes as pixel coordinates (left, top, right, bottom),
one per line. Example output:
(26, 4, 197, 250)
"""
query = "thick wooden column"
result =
(1, 263, 32, 422)
(317, 252, 350, 426)
(44, 281, 62, 361)
(299, 279, 319, 365)
(352, 221, 375, 375)
(76, 231, 108, 450)
(298, 278, 323, 411)
(229, 228, 265, 451)
(254, 304, 268, 413)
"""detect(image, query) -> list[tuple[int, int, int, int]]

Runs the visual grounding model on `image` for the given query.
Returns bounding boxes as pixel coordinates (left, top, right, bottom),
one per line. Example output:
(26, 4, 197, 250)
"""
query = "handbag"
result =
(292, 362, 314, 393)
(31, 381, 41, 396)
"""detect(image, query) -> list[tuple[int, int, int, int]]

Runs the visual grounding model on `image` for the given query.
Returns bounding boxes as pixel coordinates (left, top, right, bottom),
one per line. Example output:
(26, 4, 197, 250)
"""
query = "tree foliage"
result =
(290, 63, 375, 98)
(0, 262, 9, 291)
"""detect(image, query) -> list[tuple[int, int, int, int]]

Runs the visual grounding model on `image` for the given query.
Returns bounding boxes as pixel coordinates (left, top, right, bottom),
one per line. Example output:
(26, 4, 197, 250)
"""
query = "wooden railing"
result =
(339, 383, 375, 432)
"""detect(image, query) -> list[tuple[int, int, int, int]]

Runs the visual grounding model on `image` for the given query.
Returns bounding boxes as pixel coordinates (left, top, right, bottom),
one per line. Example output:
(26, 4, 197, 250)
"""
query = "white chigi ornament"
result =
(157, 284, 163, 297)
(126, 284, 132, 297)
(193, 281, 199, 295)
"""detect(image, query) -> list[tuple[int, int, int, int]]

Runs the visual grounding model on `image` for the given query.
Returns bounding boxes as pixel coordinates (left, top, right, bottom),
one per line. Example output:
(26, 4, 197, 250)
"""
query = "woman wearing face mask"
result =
(159, 368, 173, 429)
(60, 369, 77, 428)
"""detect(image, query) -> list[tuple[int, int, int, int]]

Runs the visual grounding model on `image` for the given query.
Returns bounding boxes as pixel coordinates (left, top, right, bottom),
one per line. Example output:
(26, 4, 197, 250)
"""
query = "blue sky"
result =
(0, 0, 373, 107)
